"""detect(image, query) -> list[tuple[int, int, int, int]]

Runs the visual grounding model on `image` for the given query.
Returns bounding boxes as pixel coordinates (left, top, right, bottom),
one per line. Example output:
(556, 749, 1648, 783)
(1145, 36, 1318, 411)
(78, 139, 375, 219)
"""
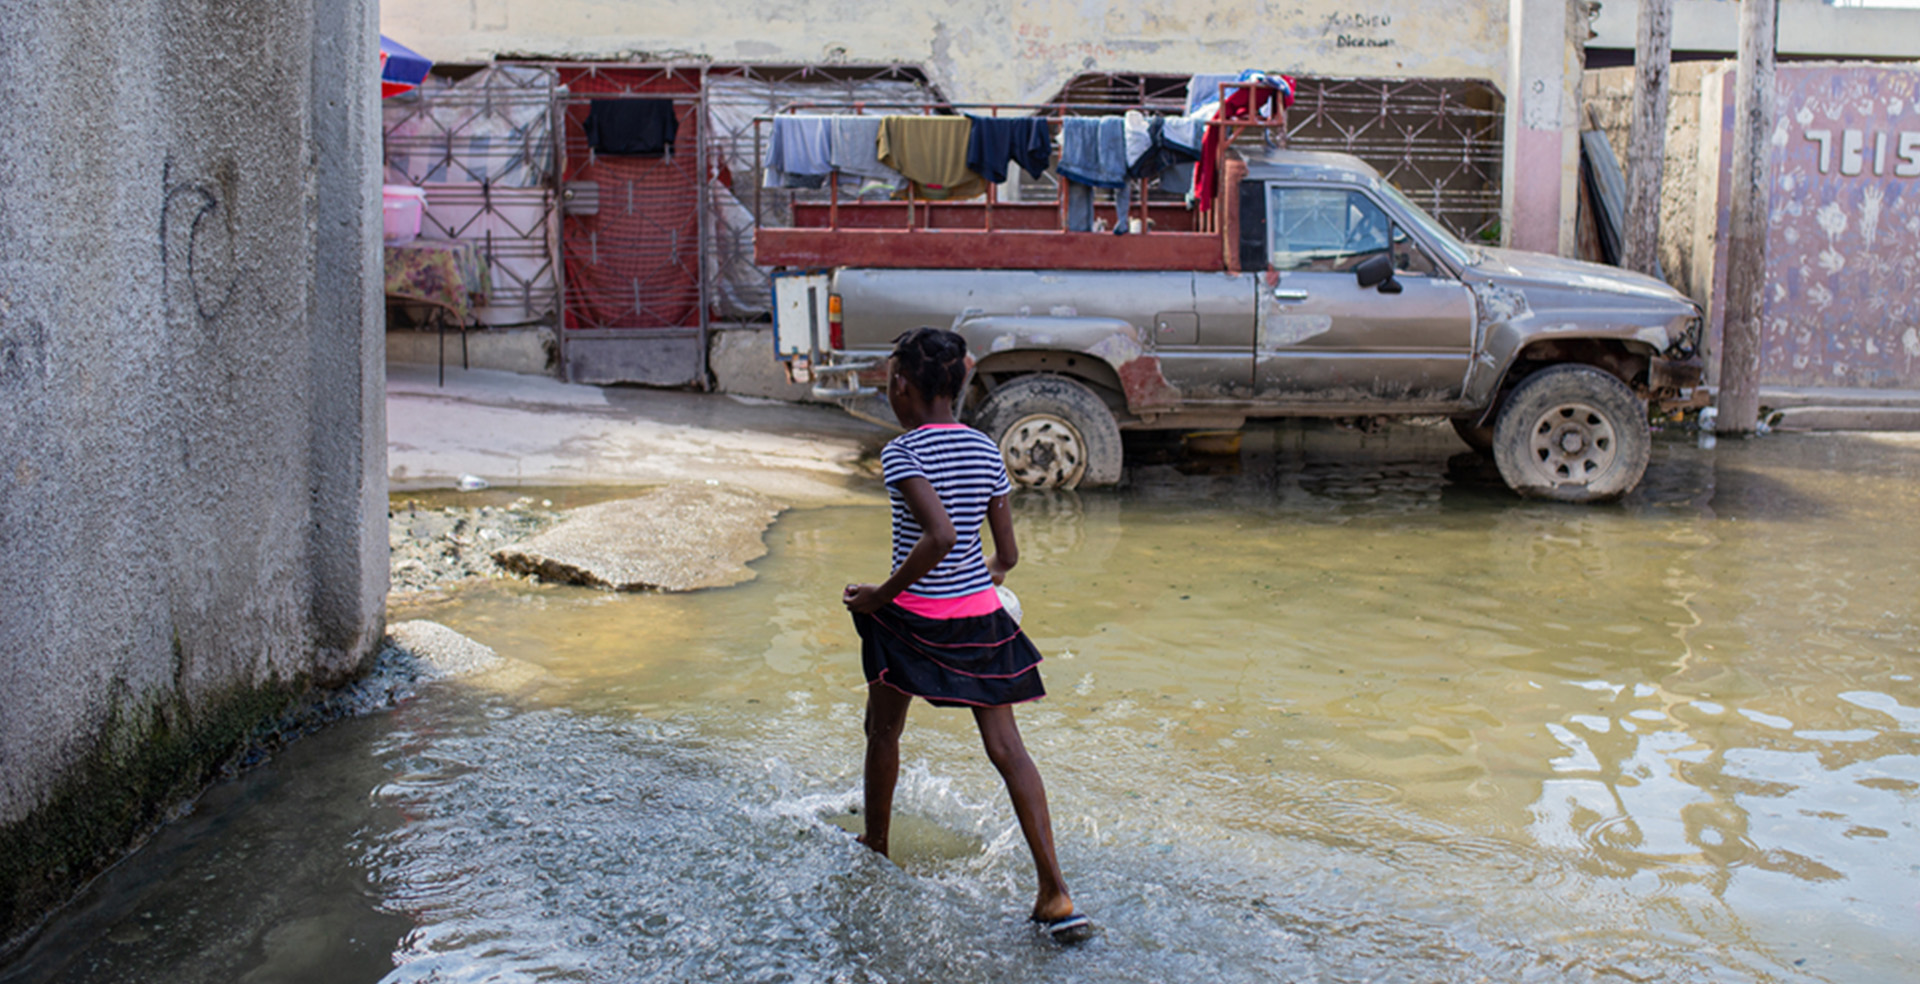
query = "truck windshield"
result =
(1375, 182, 1481, 270)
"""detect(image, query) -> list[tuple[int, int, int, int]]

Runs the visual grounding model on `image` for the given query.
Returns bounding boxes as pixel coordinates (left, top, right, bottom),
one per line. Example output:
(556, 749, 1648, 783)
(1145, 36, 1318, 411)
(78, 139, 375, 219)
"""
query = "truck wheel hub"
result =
(999, 413, 1087, 489)
(1528, 402, 1617, 485)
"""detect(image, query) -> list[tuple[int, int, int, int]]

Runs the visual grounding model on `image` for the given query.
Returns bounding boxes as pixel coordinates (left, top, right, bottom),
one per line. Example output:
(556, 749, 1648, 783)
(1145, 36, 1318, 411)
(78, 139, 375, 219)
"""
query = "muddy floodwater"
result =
(7, 424, 1918, 984)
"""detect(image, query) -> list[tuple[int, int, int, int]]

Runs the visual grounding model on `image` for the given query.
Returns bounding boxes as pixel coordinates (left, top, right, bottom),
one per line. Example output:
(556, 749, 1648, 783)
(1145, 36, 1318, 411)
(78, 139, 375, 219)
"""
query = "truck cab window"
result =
(1391, 226, 1439, 277)
(1267, 187, 1390, 273)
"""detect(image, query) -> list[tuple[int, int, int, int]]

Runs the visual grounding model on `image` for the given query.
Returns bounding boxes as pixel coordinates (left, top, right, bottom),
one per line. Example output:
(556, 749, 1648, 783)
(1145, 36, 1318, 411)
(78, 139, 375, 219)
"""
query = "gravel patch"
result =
(388, 496, 562, 594)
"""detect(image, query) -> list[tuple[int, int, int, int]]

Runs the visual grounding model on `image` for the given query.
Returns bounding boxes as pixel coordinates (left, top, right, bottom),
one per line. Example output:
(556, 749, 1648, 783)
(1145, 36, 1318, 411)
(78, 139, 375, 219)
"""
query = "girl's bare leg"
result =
(860, 682, 913, 857)
(972, 705, 1074, 921)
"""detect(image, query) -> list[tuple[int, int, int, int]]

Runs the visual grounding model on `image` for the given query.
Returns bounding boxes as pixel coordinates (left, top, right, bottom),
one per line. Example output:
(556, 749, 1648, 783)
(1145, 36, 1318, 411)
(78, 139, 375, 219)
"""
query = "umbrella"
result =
(380, 35, 432, 98)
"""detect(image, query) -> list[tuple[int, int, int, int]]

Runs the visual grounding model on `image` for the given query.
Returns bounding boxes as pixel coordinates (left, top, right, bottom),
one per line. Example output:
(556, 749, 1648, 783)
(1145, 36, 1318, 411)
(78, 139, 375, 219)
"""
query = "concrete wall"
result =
(1590, 0, 1920, 61)
(1504, 0, 1587, 255)
(383, 0, 1510, 107)
(709, 327, 817, 402)
(0, 0, 386, 944)
(1583, 61, 1724, 296)
(387, 326, 559, 376)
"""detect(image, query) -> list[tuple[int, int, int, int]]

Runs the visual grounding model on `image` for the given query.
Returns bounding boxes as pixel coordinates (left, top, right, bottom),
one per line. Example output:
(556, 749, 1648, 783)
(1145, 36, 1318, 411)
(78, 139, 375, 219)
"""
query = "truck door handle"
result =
(1272, 288, 1309, 301)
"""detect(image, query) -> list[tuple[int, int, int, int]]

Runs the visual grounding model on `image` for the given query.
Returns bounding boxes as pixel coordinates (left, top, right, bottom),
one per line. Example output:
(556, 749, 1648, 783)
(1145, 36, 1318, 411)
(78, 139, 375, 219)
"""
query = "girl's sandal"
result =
(1033, 912, 1095, 944)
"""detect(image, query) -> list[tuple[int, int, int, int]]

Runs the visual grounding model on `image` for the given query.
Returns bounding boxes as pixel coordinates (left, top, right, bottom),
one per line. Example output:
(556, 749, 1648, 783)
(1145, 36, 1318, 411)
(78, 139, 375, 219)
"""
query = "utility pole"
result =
(1623, 0, 1674, 276)
(1718, 0, 1778, 435)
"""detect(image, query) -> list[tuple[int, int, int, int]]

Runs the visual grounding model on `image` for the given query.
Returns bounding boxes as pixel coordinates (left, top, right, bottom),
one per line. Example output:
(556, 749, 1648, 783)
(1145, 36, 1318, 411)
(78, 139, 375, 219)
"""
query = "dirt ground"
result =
(386, 364, 887, 504)
(385, 365, 890, 595)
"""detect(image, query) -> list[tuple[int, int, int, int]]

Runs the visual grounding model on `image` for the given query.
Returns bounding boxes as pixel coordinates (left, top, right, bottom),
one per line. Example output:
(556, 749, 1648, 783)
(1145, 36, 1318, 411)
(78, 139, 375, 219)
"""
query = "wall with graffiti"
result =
(1761, 65, 1920, 388)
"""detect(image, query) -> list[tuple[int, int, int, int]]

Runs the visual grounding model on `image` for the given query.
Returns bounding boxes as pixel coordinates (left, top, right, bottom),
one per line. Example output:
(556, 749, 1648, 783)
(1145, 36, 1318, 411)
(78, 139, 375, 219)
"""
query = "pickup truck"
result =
(763, 149, 1704, 503)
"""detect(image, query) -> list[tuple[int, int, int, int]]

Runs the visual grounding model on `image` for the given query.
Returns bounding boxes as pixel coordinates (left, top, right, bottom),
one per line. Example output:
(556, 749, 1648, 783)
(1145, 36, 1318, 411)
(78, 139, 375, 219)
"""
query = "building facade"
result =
(383, 0, 1599, 384)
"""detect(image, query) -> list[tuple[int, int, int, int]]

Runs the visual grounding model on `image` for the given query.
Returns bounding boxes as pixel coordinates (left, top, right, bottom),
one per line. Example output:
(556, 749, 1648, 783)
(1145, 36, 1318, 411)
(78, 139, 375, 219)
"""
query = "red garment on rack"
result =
(1193, 78, 1293, 213)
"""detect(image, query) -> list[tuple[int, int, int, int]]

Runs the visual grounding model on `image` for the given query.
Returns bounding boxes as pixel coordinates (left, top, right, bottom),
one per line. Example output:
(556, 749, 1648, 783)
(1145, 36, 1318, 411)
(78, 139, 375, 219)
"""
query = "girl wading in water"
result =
(842, 327, 1094, 944)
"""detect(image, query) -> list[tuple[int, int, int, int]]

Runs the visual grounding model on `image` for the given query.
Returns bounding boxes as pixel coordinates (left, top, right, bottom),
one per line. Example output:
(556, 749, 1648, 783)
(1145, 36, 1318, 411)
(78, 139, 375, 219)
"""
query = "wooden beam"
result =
(1623, 0, 1674, 277)
(1718, 0, 1778, 435)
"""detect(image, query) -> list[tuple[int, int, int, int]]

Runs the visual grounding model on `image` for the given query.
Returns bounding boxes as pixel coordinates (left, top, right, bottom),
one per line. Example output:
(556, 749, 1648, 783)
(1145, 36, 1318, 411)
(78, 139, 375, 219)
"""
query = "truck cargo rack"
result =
(751, 85, 1286, 273)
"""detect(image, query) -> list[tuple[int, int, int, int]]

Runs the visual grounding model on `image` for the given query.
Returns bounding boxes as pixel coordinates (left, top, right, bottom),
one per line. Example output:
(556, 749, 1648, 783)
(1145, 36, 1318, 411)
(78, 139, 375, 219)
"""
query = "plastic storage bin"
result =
(382, 184, 428, 244)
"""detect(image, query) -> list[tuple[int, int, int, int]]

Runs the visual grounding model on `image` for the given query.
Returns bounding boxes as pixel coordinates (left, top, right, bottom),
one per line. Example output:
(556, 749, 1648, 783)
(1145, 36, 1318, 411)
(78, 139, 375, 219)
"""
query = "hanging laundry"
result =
(1126, 115, 1198, 181)
(1186, 70, 1295, 117)
(877, 116, 985, 201)
(1124, 112, 1154, 174)
(764, 115, 834, 189)
(1156, 160, 1196, 197)
(1161, 111, 1205, 159)
(584, 99, 679, 156)
(1058, 117, 1133, 233)
(1057, 117, 1128, 189)
(965, 116, 1054, 185)
(1193, 74, 1296, 212)
(1185, 73, 1242, 116)
(1066, 182, 1095, 233)
(828, 116, 906, 195)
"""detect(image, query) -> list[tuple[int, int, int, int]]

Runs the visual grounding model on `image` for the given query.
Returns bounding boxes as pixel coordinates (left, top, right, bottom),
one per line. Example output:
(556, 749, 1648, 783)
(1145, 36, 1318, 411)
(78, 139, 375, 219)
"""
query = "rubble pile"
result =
(389, 497, 562, 593)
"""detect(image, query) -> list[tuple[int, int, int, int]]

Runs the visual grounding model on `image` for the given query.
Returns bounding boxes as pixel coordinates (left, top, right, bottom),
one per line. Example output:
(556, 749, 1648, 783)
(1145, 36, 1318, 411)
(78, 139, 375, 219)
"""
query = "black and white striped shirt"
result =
(881, 424, 1011, 599)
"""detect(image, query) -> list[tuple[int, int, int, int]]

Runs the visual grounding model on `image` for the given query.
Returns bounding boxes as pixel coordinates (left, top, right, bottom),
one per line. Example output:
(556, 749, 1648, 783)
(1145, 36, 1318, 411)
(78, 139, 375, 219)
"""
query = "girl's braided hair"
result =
(890, 327, 969, 402)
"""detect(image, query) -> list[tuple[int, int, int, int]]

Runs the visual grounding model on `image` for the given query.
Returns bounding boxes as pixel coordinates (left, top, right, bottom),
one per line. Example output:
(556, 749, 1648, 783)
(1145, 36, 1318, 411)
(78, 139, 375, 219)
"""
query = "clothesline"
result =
(755, 71, 1294, 222)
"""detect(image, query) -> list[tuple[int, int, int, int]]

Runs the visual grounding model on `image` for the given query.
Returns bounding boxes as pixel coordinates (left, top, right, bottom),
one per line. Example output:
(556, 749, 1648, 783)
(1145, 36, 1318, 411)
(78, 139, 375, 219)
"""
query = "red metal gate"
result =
(555, 65, 709, 386)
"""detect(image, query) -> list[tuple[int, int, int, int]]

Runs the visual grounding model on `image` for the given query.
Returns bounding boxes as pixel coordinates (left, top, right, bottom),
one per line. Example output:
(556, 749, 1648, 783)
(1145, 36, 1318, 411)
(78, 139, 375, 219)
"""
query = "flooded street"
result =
(6, 424, 1918, 984)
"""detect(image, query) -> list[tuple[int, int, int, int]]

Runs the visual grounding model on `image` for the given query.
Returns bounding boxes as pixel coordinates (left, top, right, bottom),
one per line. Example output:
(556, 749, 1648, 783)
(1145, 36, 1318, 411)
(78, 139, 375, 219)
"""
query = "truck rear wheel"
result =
(1492, 364, 1649, 503)
(971, 375, 1123, 490)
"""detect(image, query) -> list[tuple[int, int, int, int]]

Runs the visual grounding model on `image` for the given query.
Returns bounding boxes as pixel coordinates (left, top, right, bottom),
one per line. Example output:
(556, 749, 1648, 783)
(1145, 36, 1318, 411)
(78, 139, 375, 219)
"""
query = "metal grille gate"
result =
(381, 64, 563, 327)
(1284, 77, 1505, 245)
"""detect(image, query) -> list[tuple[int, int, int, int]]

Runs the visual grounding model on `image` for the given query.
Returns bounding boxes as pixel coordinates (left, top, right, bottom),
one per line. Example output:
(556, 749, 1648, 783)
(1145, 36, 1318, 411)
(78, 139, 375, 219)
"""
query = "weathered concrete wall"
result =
(387, 326, 559, 376)
(383, 1, 1509, 107)
(1591, 0, 1920, 61)
(709, 327, 816, 402)
(1583, 61, 1722, 298)
(0, 0, 386, 944)
(1503, 0, 1586, 255)
(384, 0, 1605, 258)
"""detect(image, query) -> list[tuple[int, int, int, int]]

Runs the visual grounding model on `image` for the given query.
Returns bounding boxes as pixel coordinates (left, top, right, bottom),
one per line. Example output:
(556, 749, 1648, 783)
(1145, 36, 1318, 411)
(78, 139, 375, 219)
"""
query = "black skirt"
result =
(854, 603, 1046, 708)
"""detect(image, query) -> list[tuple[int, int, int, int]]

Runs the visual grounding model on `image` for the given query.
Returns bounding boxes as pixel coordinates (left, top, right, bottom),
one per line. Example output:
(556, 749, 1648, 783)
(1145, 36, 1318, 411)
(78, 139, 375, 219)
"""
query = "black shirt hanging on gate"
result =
(584, 100, 679, 156)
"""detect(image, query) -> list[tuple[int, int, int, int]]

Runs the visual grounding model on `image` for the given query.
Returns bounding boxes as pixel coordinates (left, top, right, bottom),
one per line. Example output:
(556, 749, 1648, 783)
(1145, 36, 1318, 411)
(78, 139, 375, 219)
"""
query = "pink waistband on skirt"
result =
(895, 586, 1002, 619)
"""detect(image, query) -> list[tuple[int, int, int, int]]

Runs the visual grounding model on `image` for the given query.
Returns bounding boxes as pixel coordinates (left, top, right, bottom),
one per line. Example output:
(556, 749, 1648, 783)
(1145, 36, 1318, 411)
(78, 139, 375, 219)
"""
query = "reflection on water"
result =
(5, 423, 1919, 983)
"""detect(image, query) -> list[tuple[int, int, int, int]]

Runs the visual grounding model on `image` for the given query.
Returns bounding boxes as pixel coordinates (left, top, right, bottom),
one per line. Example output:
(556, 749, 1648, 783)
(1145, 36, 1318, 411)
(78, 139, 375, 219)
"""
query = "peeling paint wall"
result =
(382, 1, 1509, 107)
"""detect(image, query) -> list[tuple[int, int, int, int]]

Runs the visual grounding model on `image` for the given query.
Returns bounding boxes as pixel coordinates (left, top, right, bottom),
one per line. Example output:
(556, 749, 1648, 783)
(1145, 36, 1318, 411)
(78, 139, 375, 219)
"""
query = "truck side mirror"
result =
(1355, 253, 1402, 294)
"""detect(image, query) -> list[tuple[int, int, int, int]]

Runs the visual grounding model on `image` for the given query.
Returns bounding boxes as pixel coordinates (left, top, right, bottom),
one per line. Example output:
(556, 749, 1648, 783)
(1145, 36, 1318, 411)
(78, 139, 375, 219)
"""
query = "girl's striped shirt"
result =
(881, 423, 1011, 605)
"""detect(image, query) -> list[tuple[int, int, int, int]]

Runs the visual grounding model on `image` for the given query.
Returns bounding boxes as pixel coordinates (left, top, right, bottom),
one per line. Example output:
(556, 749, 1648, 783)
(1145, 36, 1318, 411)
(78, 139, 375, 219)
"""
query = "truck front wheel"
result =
(971, 375, 1124, 490)
(1492, 364, 1650, 503)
